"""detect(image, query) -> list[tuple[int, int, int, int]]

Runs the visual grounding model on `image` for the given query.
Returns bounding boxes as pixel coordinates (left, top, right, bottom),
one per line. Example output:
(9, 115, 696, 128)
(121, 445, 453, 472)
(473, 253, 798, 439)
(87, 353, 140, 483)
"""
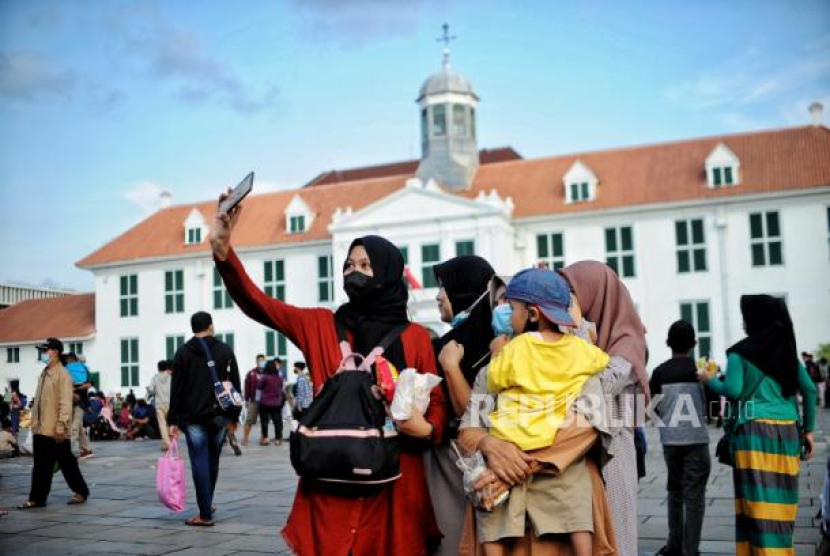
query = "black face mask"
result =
(344, 271, 374, 302)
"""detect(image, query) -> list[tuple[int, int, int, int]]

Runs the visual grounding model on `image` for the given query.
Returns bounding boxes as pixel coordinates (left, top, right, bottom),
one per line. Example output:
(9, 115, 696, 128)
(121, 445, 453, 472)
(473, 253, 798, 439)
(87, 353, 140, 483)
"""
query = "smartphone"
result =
(218, 172, 254, 214)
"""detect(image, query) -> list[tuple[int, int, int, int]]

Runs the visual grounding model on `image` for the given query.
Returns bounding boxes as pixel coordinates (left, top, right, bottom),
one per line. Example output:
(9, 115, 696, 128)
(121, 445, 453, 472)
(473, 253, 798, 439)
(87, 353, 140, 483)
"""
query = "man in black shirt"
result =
(650, 320, 711, 556)
(168, 311, 241, 527)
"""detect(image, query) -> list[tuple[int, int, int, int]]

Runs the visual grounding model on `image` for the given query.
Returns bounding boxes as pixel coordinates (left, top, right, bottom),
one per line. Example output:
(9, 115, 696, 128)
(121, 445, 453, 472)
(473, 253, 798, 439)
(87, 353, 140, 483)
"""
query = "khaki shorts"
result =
(476, 458, 593, 543)
(244, 401, 259, 426)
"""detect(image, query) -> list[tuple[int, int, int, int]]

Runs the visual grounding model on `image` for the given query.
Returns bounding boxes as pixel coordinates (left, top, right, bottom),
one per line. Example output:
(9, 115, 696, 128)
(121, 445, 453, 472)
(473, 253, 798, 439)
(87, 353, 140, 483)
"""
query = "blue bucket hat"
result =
(505, 268, 575, 327)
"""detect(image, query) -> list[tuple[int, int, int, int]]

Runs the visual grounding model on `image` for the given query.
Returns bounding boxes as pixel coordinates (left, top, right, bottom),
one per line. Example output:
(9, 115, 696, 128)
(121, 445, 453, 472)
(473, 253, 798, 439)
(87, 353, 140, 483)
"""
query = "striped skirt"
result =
(733, 418, 801, 556)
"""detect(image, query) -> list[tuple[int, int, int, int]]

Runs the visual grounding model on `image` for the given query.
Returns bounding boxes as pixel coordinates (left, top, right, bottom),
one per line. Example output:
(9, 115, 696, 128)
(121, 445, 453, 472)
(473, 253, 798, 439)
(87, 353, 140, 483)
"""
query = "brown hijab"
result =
(560, 260, 649, 398)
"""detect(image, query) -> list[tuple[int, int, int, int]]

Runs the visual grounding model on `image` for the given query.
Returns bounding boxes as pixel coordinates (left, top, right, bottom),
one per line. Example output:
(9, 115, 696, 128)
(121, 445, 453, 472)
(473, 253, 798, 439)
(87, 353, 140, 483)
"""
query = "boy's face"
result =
(508, 299, 539, 334)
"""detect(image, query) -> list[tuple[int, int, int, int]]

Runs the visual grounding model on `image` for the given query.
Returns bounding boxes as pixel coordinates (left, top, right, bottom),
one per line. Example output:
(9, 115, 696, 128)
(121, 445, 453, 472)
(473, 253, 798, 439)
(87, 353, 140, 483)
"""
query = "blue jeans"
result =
(183, 417, 227, 520)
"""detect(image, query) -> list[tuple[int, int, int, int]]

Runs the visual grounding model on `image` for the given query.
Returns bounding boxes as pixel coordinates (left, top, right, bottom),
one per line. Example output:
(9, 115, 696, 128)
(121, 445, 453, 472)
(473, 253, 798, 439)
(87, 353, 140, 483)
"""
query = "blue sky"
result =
(1, 0, 828, 290)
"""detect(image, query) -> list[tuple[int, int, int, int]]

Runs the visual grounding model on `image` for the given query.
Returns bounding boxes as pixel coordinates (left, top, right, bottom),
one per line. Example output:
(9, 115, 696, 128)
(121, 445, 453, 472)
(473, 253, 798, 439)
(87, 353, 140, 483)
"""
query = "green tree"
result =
(817, 343, 830, 361)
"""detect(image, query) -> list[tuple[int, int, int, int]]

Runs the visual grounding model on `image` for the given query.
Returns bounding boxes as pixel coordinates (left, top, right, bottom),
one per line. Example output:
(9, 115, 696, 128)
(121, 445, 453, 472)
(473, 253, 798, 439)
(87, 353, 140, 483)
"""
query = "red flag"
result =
(403, 266, 421, 290)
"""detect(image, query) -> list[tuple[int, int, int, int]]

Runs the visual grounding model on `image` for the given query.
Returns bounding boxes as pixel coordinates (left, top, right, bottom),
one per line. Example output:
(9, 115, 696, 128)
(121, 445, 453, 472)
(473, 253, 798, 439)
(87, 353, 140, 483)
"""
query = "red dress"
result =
(216, 248, 447, 556)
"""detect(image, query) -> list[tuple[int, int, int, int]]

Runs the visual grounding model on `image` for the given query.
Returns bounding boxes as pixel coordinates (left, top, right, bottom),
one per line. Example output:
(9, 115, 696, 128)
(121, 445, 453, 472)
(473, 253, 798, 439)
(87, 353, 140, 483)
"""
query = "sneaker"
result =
(655, 545, 681, 556)
(79, 450, 94, 460)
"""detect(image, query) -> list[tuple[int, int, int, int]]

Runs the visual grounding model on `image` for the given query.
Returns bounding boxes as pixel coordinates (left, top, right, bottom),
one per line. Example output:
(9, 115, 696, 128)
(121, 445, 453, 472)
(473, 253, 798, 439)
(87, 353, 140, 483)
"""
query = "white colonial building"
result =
(2, 56, 829, 397)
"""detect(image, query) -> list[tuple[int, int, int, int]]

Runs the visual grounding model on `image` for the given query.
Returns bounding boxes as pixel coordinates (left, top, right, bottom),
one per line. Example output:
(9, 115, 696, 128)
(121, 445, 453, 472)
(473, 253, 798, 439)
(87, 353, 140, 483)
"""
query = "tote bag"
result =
(157, 439, 186, 512)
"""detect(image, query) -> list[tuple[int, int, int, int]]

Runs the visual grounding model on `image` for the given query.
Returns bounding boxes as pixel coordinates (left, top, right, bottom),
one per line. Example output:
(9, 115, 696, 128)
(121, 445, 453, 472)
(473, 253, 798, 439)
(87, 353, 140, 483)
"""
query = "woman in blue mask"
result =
(427, 255, 496, 556)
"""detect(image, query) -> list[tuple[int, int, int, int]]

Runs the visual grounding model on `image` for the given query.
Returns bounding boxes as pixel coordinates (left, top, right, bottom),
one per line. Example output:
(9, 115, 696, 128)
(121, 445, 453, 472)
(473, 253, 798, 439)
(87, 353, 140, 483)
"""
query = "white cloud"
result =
(124, 181, 167, 213)
(664, 45, 830, 110)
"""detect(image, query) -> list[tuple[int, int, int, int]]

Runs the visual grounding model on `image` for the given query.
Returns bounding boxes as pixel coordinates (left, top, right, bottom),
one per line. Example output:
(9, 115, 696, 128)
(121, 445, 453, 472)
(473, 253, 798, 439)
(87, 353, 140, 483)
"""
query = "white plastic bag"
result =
(390, 368, 442, 421)
(20, 429, 33, 455)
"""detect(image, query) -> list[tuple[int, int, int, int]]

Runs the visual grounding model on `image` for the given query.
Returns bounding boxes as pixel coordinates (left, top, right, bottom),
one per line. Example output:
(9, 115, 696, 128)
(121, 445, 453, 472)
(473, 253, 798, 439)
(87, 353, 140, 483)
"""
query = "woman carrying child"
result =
(455, 268, 617, 556)
(211, 194, 447, 556)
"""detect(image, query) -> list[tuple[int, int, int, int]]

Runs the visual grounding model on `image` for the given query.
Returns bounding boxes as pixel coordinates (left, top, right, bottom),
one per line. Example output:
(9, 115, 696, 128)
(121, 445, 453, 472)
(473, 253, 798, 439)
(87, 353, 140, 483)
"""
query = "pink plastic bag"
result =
(157, 439, 186, 512)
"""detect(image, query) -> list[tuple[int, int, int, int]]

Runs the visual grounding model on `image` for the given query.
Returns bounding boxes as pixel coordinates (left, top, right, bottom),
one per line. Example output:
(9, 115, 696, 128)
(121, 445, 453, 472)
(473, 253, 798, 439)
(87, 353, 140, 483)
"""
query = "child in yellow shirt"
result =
(482, 268, 609, 555)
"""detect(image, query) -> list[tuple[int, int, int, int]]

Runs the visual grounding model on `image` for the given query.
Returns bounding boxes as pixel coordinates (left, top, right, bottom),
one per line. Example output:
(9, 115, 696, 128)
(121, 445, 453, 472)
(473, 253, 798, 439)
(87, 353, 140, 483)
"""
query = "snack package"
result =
(375, 355, 399, 404)
(451, 442, 509, 511)
(389, 368, 442, 420)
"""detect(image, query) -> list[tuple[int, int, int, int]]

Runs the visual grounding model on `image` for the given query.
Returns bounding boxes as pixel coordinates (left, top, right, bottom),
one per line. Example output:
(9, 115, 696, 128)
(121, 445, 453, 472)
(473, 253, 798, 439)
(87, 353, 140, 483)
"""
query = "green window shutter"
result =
(691, 219, 704, 244)
(552, 233, 563, 258)
(696, 303, 710, 333)
(749, 214, 763, 239)
(751, 243, 766, 266)
(769, 242, 783, 265)
(570, 183, 578, 201)
(680, 303, 693, 324)
(675, 221, 688, 246)
(130, 275, 137, 295)
(130, 298, 138, 316)
(621, 227, 633, 251)
(724, 167, 733, 185)
(606, 257, 619, 274)
(693, 248, 707, 271)
(766, 212, 780, 237)
(698, 337, 711, 358)
(278, 334, 287, 357)
(622, 255, 635, 277)
(398, 247, 408, 266)
(276, 261, 284, 281)
(604, 228, 616, 252)
(581, 182, 589, 200)
(266, 331, 275, 358)
(264, 261, 272, 283)
(537, 235, 548, 258)
(120, 276, 128, 296)
(120, 299, 128, 317)
(318, 256, 328, 278)
(165, 271, 172, 292)
(677, 250, 690, 273)
(165, 296, 173, 314)
(713, 168, 722, 186)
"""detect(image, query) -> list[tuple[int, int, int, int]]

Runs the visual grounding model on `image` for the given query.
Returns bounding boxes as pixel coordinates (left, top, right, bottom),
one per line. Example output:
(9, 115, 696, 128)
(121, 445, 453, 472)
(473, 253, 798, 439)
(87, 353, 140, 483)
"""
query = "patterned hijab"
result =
(560, 261, 649, 397)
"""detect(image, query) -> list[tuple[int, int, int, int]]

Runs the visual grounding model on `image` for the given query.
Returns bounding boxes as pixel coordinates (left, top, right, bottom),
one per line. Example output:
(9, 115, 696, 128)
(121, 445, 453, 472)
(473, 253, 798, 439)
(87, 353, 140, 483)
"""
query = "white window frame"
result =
(120, 337, 140, 387)
(605, 226, 636, 278)
(265, 330, 287, 359)
(317, 255, 334, 303)
(675, 218, 707, 273)
(749, 211, 783, 267)
(164, 270, 185, 314)
(536, 232, 565, 270)
(165, 335, 185, 360)
(120, 274, 138, 317)
(6, 347, 20, 363)
(213, 268, 233, 309)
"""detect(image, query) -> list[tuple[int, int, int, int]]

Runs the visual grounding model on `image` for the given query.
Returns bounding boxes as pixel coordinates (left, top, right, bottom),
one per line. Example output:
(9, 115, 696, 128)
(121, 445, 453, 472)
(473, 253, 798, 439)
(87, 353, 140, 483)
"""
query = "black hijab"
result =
(334, 235, 409, 371)
(727, 294, 799, 398)
(433, 256, 496, 386)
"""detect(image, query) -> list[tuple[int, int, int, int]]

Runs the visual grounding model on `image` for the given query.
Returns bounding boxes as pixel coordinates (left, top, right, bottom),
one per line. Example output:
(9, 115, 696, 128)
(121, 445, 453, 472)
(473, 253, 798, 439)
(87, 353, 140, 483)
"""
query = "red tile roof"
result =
(0, 294, 95, 344)
(303, 147, 523, 187)
(78, 126, 830, 268)
(459, 126, 830, 217)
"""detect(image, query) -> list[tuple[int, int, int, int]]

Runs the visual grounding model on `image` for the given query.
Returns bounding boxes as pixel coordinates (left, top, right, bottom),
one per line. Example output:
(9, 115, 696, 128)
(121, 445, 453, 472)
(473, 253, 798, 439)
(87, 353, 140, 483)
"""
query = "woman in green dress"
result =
(705, 294, 816, 556)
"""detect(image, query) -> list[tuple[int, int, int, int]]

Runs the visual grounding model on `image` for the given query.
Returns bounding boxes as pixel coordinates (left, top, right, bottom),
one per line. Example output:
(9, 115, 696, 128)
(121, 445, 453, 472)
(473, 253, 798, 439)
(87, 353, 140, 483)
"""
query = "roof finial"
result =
(436, 23, 456, 70)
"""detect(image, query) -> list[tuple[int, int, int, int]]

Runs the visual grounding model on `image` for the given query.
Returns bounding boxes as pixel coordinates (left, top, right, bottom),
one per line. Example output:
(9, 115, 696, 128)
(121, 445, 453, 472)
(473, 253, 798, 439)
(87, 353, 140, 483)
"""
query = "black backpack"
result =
(289, 319, 408, 494)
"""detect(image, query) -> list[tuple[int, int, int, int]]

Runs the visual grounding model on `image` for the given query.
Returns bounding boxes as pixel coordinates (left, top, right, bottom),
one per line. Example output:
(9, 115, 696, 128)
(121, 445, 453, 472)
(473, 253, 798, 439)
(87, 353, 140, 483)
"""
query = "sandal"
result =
(18, 501, 43, 510)
(185, 516, 214, 527)
(67, 494, 87, 505)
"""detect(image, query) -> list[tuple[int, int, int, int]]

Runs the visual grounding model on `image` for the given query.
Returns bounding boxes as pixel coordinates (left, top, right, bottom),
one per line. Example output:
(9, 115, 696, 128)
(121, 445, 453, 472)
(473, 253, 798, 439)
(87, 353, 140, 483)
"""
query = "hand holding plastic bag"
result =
(389, 368, 442, 421)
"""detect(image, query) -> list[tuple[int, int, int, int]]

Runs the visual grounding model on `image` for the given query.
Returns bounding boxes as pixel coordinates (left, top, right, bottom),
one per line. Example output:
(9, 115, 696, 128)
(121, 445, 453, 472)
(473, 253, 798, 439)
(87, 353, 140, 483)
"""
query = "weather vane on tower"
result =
(436, 23, 456, 69)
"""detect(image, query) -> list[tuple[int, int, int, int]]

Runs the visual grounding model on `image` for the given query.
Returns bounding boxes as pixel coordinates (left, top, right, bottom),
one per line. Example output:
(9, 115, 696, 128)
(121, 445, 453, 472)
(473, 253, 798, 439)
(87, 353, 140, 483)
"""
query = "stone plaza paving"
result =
(1, 411, 828, 556)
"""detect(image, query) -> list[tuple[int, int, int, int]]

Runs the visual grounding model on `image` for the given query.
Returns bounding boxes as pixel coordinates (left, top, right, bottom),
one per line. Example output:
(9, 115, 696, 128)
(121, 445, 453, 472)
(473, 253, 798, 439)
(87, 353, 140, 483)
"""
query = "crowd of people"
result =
(0, 189, 824, 556)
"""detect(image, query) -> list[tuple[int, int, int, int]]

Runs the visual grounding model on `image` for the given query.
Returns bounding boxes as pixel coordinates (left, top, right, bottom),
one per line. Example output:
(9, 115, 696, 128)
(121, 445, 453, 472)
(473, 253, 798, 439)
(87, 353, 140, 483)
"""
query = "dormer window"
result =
(563, 161, 597, 204)
(186, 227, 202, 244)
(705, 143, 740, 188)
(285, 195, 314, 235)
(289, 215, 306, 233)
(183, 208, 206, 245)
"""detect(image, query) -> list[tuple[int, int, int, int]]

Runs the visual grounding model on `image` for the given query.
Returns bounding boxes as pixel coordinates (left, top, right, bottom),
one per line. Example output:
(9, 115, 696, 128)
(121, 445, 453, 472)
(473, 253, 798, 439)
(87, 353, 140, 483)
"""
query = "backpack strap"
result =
(360, 323, 410, 372)
(196, 338, 223, 388)
(334, 316, 410, 372)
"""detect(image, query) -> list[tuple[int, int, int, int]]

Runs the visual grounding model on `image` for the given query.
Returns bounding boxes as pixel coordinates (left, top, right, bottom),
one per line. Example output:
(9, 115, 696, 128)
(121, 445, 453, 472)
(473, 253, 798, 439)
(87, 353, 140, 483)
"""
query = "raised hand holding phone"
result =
(211, 172, 252, 261)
